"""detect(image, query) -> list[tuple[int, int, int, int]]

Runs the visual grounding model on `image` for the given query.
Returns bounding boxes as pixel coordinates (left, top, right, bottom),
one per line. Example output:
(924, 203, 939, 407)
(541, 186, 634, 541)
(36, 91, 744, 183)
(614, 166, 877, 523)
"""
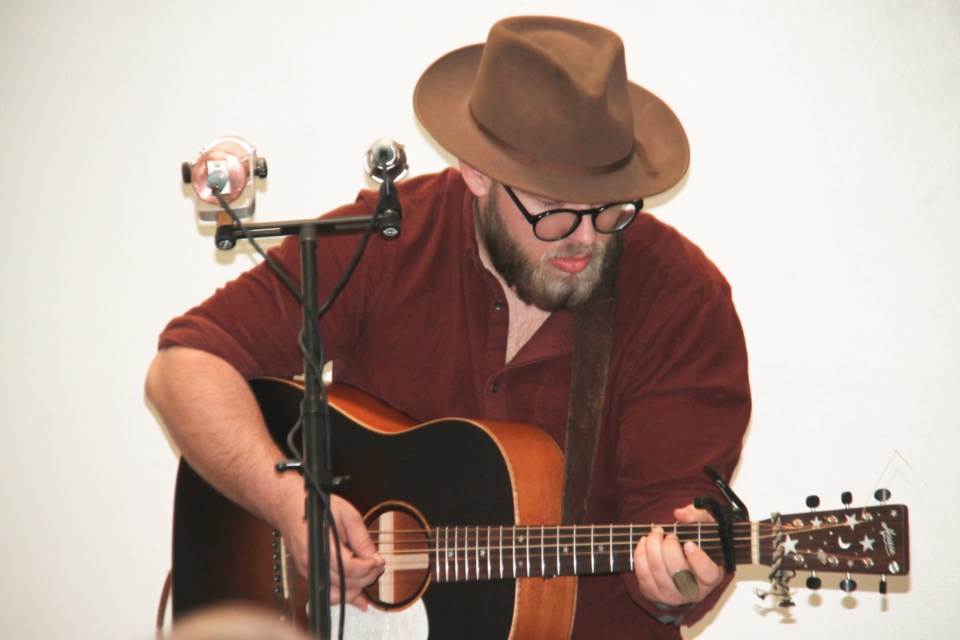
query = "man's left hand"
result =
(632, 504, 724, 606)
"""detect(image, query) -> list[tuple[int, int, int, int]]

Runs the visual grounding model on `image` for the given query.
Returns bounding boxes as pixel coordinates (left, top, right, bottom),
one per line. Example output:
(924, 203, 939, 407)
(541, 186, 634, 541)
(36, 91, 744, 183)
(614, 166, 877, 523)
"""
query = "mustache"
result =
(546, 241, 598, 260)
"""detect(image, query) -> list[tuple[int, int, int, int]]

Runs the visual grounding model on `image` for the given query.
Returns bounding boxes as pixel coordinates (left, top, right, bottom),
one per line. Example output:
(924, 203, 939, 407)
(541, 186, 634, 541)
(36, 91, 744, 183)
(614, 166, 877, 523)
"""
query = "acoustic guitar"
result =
(171, 378, 910, 638)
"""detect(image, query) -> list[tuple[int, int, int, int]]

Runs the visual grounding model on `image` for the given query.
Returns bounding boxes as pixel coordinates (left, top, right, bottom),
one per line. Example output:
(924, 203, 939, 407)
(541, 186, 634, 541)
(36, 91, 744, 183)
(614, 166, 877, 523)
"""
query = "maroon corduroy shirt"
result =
(159, 168, 751, 638)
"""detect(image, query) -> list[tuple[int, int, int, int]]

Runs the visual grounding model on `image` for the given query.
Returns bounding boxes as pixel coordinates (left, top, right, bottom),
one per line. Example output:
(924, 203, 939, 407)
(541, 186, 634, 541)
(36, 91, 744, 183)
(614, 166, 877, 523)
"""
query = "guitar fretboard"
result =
(426, 523, 747, 581)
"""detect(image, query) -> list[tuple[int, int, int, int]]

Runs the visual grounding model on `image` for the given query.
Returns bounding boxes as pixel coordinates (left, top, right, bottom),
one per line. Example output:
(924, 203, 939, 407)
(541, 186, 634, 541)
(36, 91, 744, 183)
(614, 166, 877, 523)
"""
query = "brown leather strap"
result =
(156, 569, 172, 637)
(562, 278, 617, 524)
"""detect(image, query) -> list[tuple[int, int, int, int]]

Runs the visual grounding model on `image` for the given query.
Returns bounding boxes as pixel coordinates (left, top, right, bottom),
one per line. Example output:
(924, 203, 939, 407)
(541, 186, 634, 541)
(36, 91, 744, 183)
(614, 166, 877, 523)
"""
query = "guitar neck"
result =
(411, 503, 909, 582)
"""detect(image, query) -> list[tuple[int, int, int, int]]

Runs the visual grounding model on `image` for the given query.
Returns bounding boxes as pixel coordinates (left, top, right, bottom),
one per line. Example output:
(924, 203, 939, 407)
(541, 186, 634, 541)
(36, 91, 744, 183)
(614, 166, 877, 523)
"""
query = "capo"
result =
(694, 466, 749, 574)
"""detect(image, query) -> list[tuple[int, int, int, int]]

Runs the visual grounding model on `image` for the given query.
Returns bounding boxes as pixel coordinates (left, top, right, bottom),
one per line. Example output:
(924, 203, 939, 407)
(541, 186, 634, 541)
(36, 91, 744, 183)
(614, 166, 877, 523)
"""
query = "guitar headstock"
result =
(758, 502, 910, 579)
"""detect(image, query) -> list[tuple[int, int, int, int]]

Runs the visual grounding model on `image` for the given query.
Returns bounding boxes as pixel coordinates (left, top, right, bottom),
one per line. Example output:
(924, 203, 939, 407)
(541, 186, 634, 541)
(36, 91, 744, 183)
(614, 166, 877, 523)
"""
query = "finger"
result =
(329, 555, 385, 613)
(634, 534, 669, 603)
(645, 527, 685, 602)
(673, 503, 714, 524)
(683, 541, 724, 590)
(332, 495, 382, 561)
(331, 545, 386, 599)
(659, 531, 698, 604)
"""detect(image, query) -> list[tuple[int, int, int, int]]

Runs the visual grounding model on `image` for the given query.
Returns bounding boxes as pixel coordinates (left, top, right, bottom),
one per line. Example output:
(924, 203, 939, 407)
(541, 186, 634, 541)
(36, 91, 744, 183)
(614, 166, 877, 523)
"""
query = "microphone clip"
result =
(375, 179, 402, 239)
(365, 138, 408, 239)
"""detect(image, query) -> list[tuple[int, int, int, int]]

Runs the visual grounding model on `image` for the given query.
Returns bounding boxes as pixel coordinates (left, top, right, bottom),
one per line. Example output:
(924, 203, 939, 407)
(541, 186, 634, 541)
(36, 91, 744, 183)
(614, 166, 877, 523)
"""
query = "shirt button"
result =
(494, 300, 505, 311)
(490, 382, 500, 393)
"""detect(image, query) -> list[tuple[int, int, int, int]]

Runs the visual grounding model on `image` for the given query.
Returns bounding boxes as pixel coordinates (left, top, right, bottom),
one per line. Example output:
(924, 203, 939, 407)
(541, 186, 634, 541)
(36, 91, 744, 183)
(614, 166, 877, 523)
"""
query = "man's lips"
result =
(550, 255, 592, 273)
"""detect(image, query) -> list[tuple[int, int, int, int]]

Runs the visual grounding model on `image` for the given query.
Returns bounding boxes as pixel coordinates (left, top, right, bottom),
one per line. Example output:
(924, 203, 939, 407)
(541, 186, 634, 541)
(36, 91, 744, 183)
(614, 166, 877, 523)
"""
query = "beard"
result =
(476, 192, 622, 312)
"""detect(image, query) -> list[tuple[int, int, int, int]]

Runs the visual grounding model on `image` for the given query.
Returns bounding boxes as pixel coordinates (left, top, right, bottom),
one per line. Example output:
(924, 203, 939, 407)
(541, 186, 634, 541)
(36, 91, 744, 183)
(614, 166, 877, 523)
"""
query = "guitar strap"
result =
(561, 269, 617, 525)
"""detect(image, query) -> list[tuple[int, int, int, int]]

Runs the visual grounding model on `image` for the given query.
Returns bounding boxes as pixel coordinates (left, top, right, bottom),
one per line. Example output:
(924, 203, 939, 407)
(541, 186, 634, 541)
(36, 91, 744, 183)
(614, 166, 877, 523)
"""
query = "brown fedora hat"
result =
(414, 16, 690, 203)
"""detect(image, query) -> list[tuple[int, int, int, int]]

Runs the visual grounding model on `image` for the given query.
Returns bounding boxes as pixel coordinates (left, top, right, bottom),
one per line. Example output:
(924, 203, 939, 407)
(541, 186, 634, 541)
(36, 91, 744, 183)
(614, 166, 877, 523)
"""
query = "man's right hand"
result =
(278, 493, 385, 610)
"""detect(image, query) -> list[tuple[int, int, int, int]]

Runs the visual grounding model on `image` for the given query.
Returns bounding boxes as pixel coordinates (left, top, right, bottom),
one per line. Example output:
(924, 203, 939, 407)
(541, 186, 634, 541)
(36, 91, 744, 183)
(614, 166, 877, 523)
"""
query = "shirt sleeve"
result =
(157, 194, 384, 379)
(611, 273, 751, 626)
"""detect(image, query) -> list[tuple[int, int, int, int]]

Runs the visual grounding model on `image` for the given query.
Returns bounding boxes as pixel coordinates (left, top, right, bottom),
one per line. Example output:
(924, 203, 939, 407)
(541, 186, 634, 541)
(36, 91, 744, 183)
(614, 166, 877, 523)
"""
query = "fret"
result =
(434, 527, 439, 582)
(443, 527, 457, 580)
(486, 526, 492, 579)
(524, 526, 530, 577)
(474, 527, 482, 580)
(498, 525, 504, 579)
(590, 526, 595, 574)
(608, 527, 614, 572)
(572, 527, 580, 575)
(540, 525, 546, 577)
(556, 524, 561, 576)
(629, 524, 634, 572)
(443, 527, 449, 581)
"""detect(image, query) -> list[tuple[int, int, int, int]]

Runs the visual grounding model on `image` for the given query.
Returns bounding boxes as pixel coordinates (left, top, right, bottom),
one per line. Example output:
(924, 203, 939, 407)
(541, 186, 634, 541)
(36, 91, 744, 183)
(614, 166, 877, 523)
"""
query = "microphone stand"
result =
(214, 184, 400, 640)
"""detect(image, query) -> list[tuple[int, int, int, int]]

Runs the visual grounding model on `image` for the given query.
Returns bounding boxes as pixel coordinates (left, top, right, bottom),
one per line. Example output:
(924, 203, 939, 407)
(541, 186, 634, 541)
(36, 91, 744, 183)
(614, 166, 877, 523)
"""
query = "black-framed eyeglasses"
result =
(502, 184, 642, 242)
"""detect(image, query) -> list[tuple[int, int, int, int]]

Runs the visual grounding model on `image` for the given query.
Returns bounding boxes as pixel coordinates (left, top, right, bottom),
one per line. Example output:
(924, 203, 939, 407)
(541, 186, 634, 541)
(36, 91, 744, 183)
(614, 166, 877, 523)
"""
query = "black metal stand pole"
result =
(297, 222, 334, 640)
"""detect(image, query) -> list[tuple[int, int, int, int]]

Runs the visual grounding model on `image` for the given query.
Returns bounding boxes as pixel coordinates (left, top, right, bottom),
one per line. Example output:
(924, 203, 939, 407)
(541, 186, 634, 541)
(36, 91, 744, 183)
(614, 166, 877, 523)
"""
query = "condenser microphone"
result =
(181, 136, 268, 222)
(363, 138, 407, 239)
(363, 138, 408, 184)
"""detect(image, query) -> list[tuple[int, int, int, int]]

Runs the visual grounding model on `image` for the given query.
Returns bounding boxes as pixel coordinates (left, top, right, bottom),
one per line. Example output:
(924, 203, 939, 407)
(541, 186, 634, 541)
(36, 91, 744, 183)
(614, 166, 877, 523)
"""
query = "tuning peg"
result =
(805, 495, 820, 509)
(874, 488, 891, 504)
(840, 574, 858, 593)
(841, 491, 853, 506)
(806, 573, 822, 590)
(879, 575, 888, 594)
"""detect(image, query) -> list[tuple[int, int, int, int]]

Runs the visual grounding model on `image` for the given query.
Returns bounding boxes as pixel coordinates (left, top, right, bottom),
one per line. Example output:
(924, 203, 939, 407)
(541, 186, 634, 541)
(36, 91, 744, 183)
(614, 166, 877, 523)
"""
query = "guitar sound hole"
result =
(363, 502, 431, 611)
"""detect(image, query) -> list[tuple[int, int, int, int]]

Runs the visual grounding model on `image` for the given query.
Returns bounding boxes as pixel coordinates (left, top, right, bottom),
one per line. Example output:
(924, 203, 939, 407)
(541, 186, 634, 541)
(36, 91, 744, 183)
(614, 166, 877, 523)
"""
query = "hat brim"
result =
(414, 44, 690, 203)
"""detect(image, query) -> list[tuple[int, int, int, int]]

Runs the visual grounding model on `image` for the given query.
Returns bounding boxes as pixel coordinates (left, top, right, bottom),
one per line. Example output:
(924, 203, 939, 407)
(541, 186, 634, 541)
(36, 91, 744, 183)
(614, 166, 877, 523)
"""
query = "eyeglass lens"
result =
(535, 203, 637, 240)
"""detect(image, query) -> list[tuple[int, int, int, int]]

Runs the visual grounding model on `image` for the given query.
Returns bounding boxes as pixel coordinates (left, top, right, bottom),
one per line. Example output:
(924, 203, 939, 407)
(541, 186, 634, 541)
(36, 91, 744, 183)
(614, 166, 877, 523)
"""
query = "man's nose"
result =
(568, 213, 598, 245)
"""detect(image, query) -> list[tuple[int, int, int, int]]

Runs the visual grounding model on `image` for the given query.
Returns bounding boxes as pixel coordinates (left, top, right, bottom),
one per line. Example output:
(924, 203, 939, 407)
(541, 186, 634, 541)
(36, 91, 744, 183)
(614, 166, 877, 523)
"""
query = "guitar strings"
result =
(362, 519, 888, 563)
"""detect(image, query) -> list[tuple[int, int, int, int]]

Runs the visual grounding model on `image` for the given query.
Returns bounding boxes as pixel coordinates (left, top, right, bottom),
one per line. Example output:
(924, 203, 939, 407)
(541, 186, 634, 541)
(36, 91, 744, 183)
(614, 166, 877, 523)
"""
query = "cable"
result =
(214, 191, 303, 304)
(212, 185, 383, 639)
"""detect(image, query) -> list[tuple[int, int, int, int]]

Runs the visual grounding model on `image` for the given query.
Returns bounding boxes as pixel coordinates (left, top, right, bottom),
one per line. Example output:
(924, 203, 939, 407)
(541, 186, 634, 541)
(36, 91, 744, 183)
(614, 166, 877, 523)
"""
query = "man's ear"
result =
(459, 160, 492, 198)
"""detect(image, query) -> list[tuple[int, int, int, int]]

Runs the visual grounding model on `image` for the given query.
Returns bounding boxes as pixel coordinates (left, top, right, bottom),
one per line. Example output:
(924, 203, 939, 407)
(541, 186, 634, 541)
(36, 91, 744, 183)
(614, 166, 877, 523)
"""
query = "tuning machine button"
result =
(841, 491, 853, 506)
(840, 574, 858, 593)
(879, 575, 888, 594)
(805, 495, 820, 509)
(874, 488, 892, 504)
(806, 574, 822, 590)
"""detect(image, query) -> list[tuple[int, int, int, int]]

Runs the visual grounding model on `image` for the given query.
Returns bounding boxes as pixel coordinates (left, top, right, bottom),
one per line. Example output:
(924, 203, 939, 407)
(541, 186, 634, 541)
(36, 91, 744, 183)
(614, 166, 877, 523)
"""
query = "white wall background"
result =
(1, 1, 957, 638)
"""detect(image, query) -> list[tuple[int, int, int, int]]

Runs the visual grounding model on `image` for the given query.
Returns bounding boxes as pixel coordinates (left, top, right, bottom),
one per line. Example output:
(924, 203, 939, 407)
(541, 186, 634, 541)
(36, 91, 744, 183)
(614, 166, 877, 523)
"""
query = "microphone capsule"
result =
(364, 138, 408, 183)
